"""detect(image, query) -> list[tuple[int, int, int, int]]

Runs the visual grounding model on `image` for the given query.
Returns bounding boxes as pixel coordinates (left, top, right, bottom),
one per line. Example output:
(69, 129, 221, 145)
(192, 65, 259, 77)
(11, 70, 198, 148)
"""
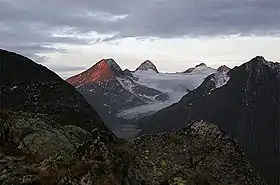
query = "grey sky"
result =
(0, 0, 279, 77)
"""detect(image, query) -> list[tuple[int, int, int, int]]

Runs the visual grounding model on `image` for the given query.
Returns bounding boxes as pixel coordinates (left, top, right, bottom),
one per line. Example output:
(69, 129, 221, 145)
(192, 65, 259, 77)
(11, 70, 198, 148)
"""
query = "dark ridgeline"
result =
(0, 49, 106, 132)
(137, 56, 280, 185)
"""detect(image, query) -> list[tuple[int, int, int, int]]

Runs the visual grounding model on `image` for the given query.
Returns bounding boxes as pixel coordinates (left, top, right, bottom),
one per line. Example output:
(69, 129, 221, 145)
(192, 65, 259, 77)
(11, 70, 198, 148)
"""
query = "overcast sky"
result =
(1, 0, 279, 78)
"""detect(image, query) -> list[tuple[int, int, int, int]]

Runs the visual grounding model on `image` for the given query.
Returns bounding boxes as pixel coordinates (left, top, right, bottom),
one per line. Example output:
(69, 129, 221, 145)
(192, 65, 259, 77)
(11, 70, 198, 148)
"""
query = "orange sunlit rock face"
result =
(67, 60, 115, 87)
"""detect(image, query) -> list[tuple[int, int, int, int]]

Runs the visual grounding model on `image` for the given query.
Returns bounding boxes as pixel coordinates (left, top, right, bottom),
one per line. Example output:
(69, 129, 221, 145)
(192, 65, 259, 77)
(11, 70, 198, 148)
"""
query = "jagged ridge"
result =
(0, 49, 106, 132)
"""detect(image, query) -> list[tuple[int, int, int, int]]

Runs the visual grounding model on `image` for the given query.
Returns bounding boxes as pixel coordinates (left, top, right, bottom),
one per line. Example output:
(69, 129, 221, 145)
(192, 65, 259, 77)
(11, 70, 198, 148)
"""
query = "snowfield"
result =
(117, 66, 217, 119)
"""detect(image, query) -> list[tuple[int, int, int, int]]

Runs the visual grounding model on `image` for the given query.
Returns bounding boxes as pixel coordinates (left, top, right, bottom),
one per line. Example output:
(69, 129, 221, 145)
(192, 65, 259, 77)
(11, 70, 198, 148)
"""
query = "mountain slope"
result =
(0, 50, 59, 85)
(137, 56, 280, 185)
(0, 49, 106, 132)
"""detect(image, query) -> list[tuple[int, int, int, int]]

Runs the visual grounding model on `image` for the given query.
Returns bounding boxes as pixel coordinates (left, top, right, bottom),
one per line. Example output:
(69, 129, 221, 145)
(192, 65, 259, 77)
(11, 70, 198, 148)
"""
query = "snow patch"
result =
(133, 66, 216, 97)
(116, 100, 176, 119)
(117, 66, 216, 119)
(116, 77, 136, 94)
(214, 72, 230, 88)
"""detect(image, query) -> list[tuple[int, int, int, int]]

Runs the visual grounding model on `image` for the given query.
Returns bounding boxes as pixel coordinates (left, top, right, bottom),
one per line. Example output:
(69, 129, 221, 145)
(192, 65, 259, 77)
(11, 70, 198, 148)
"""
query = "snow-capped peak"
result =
(136, 60, 159, 73)
(184, 63, 210, 73)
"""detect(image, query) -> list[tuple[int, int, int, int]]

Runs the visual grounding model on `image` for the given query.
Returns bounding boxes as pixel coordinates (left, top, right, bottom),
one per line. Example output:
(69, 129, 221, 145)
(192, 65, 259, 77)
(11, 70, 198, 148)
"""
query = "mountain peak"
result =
(136, 60, 159, 73)
(217, 65, 230, 73)
(245, 56, 276, 68)
(252, 56, 266, 62)
(67, 59, 120, 87)
(241, 56, 280, 79)
(184, 63, 209, 73)
(102, 58, 122, 74)
(195, 63, 207, 68)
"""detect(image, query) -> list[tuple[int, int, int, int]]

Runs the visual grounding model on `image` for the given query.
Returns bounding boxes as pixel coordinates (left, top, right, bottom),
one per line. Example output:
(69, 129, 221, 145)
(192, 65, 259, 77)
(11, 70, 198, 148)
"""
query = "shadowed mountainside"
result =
(137, 56, 280, 185)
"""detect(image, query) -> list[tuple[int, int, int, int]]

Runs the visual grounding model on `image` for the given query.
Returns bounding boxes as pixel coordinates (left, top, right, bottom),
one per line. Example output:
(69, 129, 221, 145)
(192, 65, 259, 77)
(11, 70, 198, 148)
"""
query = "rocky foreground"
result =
(126, 121, 266, 185)
(0, 110, 129, 184)
(0, 114, 266, 185)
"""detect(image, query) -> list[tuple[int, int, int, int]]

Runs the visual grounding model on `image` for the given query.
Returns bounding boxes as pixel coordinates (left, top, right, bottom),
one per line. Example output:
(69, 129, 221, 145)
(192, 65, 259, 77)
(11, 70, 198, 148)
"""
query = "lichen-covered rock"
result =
(0, 110, 129, 185)
(136, 60, 159, 73)
(126, 121, 266, 185)
(1, 111, 78, 160)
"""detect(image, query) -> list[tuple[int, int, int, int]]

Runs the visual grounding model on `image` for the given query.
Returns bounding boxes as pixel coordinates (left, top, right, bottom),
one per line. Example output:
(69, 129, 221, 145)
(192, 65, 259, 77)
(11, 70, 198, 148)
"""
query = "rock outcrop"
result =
(217, 65, 230, 73)
(126, 121, 266, 185)
(0, 110, 129, 185)
(136, 60, 159, 73)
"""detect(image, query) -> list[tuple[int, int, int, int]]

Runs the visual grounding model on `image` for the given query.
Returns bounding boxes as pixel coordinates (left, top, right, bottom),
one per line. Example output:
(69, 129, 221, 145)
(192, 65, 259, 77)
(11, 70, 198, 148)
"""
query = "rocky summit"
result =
(66, 58, 124, 87)
(136, 60, 159, 73)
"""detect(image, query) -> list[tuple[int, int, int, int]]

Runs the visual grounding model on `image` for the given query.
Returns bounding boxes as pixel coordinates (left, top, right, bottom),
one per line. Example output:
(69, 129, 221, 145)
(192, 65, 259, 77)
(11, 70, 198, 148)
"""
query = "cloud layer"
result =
(0, 0, 280, 59)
